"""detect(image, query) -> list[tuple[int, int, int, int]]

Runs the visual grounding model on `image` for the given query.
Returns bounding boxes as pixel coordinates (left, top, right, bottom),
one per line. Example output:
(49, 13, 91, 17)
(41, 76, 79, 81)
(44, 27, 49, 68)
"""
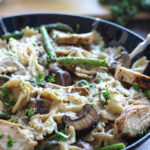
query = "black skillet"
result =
(0, 13, 149, 150)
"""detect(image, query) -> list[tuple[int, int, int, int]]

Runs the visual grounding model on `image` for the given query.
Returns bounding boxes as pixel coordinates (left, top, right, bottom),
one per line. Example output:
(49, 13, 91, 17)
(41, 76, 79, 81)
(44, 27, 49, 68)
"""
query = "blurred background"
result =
(0, 0, 150, 37)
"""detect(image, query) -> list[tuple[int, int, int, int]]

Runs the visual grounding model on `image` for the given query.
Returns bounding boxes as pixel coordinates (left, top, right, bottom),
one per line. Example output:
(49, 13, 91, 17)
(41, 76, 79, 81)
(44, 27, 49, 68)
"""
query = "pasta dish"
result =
(0, 22, 149, 150)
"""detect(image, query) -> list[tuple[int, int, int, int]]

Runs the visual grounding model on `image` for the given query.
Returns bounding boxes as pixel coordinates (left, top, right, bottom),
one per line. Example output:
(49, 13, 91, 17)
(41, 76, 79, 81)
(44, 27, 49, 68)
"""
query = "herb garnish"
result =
(25, 107, 35, 119)
(2, 86, 17, 108)
(100, 88, 113, 103)
(100, 44, 106, 52)
(133, 82, 140, 92)
(0, 134, 4, 139)
(10, 119, 18, 124)
(32, 43, 36, 47)
(138, 129, 147, 136)
(34, 73, 44, 84)
(7, 135, 13, 149)
(48, 131, 69, 142)
(0, 112, 11, 120)
(48, 74, 56, 83)
(98, 0, 150, 26)
(78, 80, 91, 91)
(5, 50, 16, 56)
(22, 82, 26, 88)
(75, 24, 80, 33)
(54, 92, 59, 96)
(89, 103, 94, 107)
(144, 90, 150, 99)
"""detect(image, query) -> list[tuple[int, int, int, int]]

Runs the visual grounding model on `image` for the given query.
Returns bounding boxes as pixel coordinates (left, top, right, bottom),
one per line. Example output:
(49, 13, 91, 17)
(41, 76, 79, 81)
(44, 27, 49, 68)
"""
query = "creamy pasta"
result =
(0, 24, 150, 150)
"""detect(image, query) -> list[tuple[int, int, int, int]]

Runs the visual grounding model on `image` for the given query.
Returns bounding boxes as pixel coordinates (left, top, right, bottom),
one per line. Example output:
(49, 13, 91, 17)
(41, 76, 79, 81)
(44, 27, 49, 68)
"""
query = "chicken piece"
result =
(114, 104, 150, 137)
(115, 66, 150, 89)
(0, 120, 37, 150)
(51, 30, 93, 45)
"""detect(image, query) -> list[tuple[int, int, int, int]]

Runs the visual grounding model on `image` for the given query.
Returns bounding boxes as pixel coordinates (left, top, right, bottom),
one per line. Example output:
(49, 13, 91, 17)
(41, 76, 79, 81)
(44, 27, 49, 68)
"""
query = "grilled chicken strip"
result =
(0, 120, 37, 150)
(51, 30, 93, 45)
(114, 104, 150, 137)
(115, 66, 150, 89)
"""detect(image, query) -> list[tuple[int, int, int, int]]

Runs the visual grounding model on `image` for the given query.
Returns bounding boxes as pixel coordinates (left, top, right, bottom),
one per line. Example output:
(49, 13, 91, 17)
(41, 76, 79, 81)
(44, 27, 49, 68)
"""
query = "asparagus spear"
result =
(1, 23, 74, 40)
(40, 26, 56, 61)
(96, 143, 125, 150)
(56, 57, 108, 67)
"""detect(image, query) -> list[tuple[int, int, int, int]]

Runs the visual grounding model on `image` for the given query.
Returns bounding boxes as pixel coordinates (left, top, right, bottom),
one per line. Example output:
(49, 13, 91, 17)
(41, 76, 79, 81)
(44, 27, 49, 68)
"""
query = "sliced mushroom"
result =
(109, 51, 131, 75)
(27, 98, 51, 114)
(49, 67, 72, 86)
(0, 75, 10, 86)
(62, 104, 99, 136)
(115, 66, 150, 89)
(76, 140, 93, 150)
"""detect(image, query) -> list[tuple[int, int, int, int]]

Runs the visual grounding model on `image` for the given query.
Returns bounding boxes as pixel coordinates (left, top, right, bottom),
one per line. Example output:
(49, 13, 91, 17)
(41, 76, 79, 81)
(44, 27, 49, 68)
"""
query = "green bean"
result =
(56, 57, 108, 67)
(96, 143, 125, 150)
(40, 26, 56, 61)
(1, 23, 74, 40)
(1, 31, 24, 40)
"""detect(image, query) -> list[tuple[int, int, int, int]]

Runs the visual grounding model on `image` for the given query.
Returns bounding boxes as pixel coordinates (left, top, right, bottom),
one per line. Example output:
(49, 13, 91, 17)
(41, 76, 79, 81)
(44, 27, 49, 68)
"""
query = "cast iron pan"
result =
(0, 13, 149, 150)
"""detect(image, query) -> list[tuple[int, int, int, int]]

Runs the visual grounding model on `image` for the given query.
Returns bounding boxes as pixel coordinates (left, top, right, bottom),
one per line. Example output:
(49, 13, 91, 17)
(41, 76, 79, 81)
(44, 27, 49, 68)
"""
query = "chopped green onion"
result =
(54, 92, 59, 96)
(48, 131, 69, 141)
(22, 82, 26, 88)
(138, 129, 147, 136)
(5, 50, 16, 56)
(48, 74, 56, 83)
(78, 80, 91, 91)
(89, 103, 94, 107)
(7, 135, 13, 149)
(144, 90, 150, 99)
(133, 82, 140, 92)
(100, 44, 107, 52)
(25, 107, 35, 119)
(100, 88, 113, 103)
(0, 112, 11, 120)
(2, 85, 9, 101)
(34, 73, 44, 84)
(75, 24, 80, 33)
(10, 119, 18, 124)
(0, 134, 4, 139)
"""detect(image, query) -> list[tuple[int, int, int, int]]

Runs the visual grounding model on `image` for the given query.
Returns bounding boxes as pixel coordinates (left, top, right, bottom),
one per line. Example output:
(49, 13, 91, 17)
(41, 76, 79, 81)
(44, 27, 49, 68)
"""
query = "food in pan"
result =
(0, 22, 149, 150)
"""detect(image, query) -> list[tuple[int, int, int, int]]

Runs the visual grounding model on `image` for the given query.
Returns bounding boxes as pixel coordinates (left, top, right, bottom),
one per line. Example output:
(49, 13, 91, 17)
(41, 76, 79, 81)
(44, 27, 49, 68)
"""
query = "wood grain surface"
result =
(0, 0, 150, 19)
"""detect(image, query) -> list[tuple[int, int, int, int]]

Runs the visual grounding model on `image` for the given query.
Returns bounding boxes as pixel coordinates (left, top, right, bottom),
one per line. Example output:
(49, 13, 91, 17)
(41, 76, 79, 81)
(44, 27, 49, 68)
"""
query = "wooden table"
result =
(0, 0, 150, 38)
(0, 0, 150, 149)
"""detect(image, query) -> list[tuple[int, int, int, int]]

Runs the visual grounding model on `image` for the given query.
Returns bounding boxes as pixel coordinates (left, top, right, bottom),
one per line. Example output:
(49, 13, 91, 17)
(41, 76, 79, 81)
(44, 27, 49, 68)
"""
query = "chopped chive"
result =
(48, 74, 56, 83)
(133, 82, 140, 92)
(25, 107, 35, 119)
(7, 135, 13, 149)
(0, 134, 4, 139)
(10, 119, 18, 124)
(75, 24, 80, 33)
(100, 44, 106, 52)
(54, 92, 59, 96)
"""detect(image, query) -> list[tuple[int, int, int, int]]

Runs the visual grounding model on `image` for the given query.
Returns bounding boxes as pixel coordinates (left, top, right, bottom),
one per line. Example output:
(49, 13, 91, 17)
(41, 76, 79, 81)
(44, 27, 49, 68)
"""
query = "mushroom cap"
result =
(120, 51, 131, 68)
(49, 67, 72, 86)
(62, 104, 99, 137)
